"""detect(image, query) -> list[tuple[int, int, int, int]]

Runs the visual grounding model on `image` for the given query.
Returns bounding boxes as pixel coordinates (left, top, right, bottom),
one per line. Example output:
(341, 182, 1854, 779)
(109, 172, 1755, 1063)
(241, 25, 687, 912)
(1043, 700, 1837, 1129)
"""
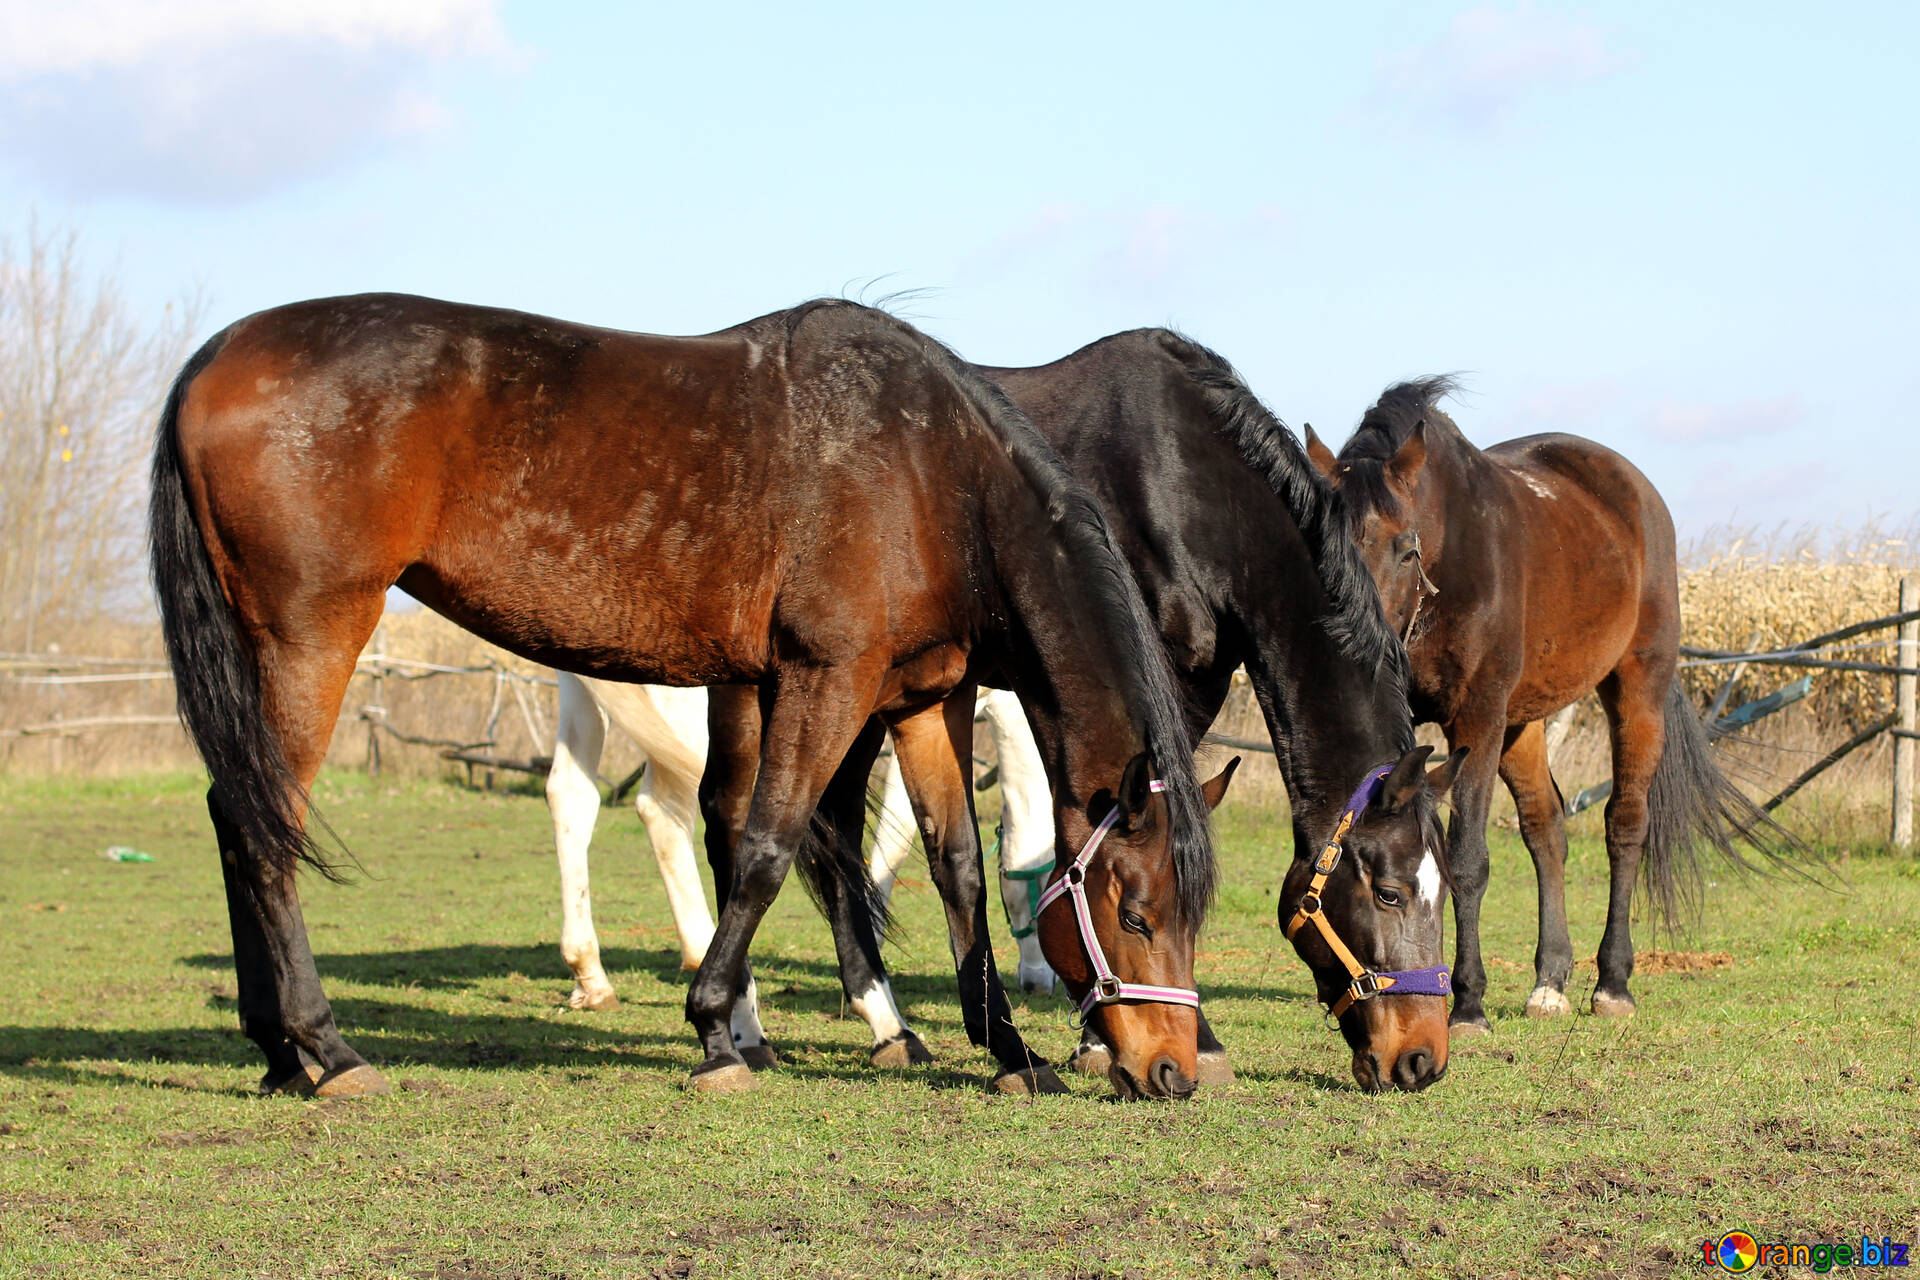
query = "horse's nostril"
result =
(1149, 1056, 1196, 1099)
(1393, 1048, 1435, 1091)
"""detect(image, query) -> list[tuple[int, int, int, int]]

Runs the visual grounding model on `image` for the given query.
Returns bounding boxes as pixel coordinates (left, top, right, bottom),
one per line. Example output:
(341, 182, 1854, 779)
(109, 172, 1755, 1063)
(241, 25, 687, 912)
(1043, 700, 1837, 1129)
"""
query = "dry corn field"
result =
(3, 528, 1915, 846)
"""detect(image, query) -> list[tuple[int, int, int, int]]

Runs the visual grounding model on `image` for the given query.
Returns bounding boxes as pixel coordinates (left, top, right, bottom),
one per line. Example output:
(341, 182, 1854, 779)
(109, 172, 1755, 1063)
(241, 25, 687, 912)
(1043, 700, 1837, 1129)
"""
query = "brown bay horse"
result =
(1307, 378, 1803, 1031)
(150, 293, 1224, 1100)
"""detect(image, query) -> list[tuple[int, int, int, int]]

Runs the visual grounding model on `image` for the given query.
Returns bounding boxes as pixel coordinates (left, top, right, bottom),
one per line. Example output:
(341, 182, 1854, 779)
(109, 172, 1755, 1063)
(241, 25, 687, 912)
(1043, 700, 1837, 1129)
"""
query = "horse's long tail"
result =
(149, 334, 343, 882)
(1642, 680, 1815, 926)
(786, 722, 896, 944)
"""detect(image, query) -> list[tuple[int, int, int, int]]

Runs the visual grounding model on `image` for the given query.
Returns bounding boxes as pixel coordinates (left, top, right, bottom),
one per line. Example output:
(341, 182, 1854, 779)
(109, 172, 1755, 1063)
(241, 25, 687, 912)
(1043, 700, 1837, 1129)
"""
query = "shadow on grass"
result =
(0, 1009, 1017, 1093)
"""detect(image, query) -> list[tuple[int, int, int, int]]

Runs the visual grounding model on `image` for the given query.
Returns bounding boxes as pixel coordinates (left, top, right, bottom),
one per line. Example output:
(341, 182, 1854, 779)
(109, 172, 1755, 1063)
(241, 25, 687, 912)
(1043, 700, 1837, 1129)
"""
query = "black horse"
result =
(708, 330, 1465, 1092)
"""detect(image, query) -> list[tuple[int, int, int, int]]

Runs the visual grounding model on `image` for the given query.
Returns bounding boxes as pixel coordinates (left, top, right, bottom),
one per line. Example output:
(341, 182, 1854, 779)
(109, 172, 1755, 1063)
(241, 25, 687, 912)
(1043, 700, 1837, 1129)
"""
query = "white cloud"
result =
(963, 201, 1295, 298)
(1366, 3, 1633, 132)
(0, 0, 511, 202)
(1653, 393, 1804, 443)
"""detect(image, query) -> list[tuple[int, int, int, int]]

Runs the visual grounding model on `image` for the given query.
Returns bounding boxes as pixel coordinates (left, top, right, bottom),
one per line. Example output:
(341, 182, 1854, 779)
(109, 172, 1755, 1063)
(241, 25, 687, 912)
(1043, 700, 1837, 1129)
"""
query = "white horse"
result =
(543, 676, 1057, 1058)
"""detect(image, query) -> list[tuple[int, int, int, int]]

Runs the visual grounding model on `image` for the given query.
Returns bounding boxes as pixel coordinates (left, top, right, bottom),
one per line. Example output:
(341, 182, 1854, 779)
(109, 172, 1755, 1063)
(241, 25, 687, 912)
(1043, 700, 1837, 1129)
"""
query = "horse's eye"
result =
(1376, 886, 1405, 908)
(1120, 909, 1151, 937)
(1400, 548, 1418, 564)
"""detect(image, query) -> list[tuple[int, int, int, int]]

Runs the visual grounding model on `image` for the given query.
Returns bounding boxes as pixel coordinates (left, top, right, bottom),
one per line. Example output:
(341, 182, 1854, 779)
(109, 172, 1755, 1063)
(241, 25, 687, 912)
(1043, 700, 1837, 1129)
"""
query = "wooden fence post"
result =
(1895, 576, 1917, 850)
(365, 623, 387, 778)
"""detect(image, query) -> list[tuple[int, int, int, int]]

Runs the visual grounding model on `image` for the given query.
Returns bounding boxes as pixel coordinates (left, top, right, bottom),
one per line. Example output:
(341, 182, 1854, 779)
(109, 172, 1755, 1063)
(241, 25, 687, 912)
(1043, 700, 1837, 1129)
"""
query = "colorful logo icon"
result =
(1716, 1231, 1760, 1272)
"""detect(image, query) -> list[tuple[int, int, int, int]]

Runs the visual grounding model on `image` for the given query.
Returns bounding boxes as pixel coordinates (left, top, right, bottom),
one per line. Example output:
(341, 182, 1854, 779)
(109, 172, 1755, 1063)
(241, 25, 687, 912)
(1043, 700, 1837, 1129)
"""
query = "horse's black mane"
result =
(781, 300, 1217, 926)
(1154, 332, 1411, 741)
(1336, 375, 1463, 526)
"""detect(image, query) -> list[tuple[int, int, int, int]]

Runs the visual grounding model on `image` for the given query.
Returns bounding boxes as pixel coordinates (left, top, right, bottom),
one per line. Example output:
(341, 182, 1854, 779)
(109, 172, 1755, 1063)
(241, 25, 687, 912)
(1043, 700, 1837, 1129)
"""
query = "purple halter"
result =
(1285, 766, 1452, 1020)
(1034, 780, 1201, 1018)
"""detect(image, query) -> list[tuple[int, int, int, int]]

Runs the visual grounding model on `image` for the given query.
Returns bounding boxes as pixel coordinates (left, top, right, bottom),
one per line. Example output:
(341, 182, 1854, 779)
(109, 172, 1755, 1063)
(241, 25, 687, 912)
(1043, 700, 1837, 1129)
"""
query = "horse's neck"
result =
(1419, 419, 1490, 550)
(983, 503, 1146, 807)
(1244, 615, 1407, 833)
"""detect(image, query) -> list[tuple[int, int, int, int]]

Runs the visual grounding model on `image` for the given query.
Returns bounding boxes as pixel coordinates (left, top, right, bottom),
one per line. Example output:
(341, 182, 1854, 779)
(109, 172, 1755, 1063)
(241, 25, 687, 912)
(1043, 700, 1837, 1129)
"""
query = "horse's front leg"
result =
(808, 718, 932, 1069)
(888, 684, 1066, 1095)
(1443, 710, 1508, 1036)
(684, 666, 878, 1091)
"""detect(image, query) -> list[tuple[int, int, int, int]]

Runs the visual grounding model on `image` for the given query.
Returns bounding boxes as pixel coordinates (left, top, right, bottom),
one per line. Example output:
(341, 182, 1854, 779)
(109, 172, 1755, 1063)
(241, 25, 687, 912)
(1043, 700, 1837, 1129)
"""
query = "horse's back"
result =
(1488, 432, 1676, 567)
(174, 294, 993, 688)
(1484, 432, 1679, 709)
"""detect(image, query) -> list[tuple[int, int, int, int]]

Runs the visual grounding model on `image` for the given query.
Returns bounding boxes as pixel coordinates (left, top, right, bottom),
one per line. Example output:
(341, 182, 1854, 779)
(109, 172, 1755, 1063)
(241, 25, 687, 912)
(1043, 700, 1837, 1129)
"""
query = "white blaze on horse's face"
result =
(1416, 846, 1442, 910)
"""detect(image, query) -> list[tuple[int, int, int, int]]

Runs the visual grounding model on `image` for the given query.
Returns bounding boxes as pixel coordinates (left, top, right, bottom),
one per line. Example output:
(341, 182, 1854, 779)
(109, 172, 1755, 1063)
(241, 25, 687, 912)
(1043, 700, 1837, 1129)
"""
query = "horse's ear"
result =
(1118, 752, 1156, 822)
(1387, 420, 1428, 493)
(1304, 425, 1339, 481)
(1425, 747, 1469, 801)
(1201, 756, 1240, 811)
(1375, 745, 1436, 814)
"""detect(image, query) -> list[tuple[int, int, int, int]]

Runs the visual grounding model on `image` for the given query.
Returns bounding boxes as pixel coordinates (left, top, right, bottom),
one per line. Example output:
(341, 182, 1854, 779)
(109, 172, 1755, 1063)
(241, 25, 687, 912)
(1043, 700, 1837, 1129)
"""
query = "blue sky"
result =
(4, 1, 1915, 542)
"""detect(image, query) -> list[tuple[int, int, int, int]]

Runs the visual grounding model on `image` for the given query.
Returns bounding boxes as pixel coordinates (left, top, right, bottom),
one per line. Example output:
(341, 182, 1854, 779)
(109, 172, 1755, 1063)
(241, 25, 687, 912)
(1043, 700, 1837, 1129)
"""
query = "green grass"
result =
(1, 770, 1917, 1279)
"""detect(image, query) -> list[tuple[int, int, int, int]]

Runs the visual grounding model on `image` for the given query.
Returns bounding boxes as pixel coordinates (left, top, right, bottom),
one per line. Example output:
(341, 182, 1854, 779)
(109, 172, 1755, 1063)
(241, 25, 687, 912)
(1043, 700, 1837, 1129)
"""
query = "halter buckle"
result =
(1347, 971, 1382, 1003)
(1093, 975, 1123, 1004)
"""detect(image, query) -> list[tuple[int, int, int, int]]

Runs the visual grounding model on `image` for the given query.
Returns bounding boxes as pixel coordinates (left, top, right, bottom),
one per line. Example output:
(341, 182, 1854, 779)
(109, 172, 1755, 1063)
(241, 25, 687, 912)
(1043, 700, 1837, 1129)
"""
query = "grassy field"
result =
(2, 770, 1917, 1279)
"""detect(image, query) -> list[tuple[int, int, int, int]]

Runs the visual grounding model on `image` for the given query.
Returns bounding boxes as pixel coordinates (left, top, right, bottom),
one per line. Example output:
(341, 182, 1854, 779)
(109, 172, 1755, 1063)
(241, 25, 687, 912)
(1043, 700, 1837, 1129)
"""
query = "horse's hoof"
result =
(313, 1065, 391, 1099)
(680, 956, 703, 973)
(1017, 966, 1057, 996)
(258, 1062, 321, 1097)
(568, 986, 620, 1012)
(869, 1031, 933, 1069)
(1592, 991, 1637, 1019)
(1195, 1051, 1236, 1086)
(738, 1043, 780, 1072)
(689, 1059, 756, 1094)
(1448, 1018, 1493, 1039)
(991, 1065, 1068, 1096)
(1524, 987, 1572, 1019)
(1066, 1044, 1112, 1077)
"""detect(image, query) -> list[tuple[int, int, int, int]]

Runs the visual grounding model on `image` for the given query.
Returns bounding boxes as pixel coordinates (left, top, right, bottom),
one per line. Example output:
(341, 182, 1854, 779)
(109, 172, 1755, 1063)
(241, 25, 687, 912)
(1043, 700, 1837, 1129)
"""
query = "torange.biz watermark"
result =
(1703, 1230, 1911, 1272)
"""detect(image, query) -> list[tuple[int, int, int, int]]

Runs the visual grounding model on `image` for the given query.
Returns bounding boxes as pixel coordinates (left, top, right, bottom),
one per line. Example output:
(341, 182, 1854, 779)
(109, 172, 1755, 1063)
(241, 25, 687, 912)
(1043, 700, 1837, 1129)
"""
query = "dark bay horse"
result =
(150, 293, 1221, 1100)
(1308, 378, 1803, 1031)
(706, 331, 1466, 1092)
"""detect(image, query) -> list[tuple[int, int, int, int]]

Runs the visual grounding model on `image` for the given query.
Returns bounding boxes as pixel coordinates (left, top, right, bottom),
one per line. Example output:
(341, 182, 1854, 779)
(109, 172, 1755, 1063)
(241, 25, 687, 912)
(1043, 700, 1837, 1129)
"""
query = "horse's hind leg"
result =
(633, 750, 714, 972)
(220, 606, 388, 1096)
(1500, 720, 1575, 1018)
(888, 685, 1064, 1095)
(684, 665, 881, 1090)
(1593, 659, 1670, 1018)
(548, 674, 620, 1010)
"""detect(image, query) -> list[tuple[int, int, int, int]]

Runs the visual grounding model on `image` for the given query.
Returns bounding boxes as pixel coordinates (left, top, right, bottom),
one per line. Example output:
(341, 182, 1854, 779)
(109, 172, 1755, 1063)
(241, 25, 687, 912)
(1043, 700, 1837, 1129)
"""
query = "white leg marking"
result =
(849, 979, 907, 1045)
(731, 974, 768, 1047)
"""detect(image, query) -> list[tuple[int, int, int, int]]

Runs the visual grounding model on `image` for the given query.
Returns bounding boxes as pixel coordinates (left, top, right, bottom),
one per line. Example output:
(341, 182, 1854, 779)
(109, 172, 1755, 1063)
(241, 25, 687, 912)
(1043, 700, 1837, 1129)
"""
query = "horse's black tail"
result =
(149, 334, 344, 882)
(1642, 681, 1817, 927)
(786, 725, 897, 945)
(790, 779, 898, 947)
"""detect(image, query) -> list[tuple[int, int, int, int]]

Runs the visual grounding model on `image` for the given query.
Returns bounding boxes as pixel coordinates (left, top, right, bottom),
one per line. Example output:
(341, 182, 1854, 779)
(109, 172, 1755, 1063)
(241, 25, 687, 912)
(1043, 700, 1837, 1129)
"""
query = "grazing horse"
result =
(150, 293, 1223, 1100)
(1307, 378, 1803, 1030)
(705, 331, 1466, 1092)
(545, 679, 1054, 1059)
